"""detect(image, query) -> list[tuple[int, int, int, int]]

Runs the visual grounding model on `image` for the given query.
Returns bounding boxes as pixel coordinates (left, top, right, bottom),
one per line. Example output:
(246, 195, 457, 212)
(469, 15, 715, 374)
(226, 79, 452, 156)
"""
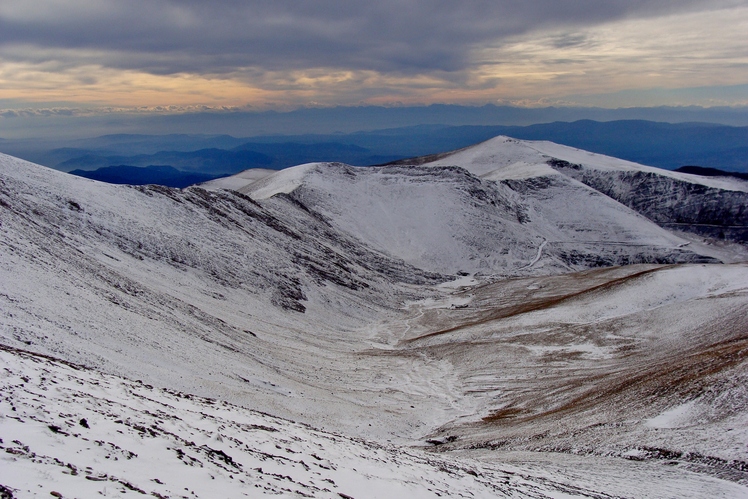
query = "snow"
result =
(646, 401, 699, 429)
(424, 136, 551, 177)
(5, 346, 746, 498)
(426, 135, 748, 193)
(0, 347, 591, 499)
(257, 163, 545, 275)
(2, 135, 748, 499)
(243, 161, 714, 276)
(480, 161, 560, 181)
(527, 139, 748, 193)
(243, 162, 322, 199)
(199, 167, 276, 191)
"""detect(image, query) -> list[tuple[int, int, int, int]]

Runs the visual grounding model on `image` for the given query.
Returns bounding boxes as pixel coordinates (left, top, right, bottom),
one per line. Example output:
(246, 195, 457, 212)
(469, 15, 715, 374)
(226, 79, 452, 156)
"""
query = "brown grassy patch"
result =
(404, 266, 665, 344)
(481, 407, 525, 422)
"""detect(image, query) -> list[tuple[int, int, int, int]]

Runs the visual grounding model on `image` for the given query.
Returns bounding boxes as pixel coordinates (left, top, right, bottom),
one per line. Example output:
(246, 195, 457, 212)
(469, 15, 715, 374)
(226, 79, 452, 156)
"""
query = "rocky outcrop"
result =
(549, 159, 748, 242)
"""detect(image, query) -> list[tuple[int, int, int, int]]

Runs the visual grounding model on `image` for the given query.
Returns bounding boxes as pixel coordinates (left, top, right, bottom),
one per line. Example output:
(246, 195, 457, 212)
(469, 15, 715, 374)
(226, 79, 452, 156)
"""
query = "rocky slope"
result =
(550, 160, 748, 242)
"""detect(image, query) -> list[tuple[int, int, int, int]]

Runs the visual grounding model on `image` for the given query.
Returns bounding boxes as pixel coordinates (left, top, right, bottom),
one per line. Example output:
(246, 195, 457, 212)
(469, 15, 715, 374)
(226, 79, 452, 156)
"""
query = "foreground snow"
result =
(3, 346, 747, 498)
(4, 345, 693, 499)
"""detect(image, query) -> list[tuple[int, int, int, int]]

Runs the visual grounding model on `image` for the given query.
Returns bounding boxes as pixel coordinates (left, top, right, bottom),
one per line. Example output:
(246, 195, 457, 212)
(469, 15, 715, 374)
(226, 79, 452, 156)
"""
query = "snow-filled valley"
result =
(2, 136, 748, 498)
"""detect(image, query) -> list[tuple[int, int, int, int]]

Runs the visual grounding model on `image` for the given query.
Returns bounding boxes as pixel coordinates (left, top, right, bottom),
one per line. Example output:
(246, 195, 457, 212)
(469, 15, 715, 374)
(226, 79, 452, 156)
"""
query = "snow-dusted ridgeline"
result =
(3, 134, 748, 498)
(419, 135, 748, 245)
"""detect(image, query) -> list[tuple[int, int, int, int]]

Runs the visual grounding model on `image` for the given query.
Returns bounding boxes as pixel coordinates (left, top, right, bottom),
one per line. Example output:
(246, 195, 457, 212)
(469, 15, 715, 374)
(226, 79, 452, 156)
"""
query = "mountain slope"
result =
(239, 160, 717, 276)
(248, 162, 540, 275)
(2, 139, 748, 497)
(0, 152, 449, 438)
(392, 264, 748, 473)
(417, 136, 748, 244)
(9, 345, 746, 499)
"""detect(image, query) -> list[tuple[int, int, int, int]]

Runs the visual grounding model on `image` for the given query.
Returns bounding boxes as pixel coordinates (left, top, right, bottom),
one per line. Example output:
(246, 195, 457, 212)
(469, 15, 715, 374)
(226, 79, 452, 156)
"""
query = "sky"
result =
(0, 1, 747, 129)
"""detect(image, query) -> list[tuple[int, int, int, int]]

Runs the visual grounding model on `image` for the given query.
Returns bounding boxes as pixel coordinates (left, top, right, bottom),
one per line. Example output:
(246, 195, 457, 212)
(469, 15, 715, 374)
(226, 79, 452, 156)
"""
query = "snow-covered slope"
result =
(0, 346, 568, 499)
(2, 139, 748, 497)
(0, 152, 449, 440)
(394, 264, 748, 471)
(423, 135, 748, 192)
(249, 162, 541, 275)
(199, 167, 276, 191)
(421, 136, 748, 244)
(8, 345, 745, 499)
(239, 161, 717, 276)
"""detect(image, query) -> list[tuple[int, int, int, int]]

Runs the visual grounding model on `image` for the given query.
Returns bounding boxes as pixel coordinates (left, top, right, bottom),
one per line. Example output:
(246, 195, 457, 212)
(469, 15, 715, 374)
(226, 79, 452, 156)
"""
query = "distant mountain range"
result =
(68, 164, 223, 188)
(1, 119, 747, 188)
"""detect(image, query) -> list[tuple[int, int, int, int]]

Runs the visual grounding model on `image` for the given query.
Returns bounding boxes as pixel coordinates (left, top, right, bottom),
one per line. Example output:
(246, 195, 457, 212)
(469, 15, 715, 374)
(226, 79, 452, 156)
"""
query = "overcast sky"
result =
(1, 0, 747, 115)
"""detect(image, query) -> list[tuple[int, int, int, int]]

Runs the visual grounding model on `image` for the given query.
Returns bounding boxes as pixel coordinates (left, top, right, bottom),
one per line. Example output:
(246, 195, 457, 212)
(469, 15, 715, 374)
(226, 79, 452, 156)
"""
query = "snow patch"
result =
(646, 401, 698, 429)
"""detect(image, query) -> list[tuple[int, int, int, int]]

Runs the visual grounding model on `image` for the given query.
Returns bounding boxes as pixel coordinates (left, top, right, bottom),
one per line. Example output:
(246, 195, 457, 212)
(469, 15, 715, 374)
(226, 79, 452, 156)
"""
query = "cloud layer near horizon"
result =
(0, 1, 747, 109)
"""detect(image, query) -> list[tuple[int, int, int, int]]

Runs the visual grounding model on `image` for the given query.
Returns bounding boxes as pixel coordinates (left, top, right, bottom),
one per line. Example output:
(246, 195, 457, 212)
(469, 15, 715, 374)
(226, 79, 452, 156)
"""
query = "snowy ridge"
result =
(527, 139, 748, 192)
(420, 136, 748, 244)
(2, 137, 748, 498)
(243, 162, 321, 200)
(199, 167, 276, 191)
(237, 159, 718, 275)
(425, 135, 748, 193)
(254, 163, 541, 275)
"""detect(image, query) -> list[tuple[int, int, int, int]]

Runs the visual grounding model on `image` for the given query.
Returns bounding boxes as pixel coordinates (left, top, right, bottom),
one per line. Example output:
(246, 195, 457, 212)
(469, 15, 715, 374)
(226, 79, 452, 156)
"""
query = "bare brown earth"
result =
(371, 264, 748, 483)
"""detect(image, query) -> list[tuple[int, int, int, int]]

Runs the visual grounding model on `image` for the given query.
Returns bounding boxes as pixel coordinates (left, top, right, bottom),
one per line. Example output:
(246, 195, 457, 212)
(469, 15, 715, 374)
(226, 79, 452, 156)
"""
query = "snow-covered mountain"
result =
(2, 136, 748, 498)
(212, 136, 748, 273)
(418, 136, 748, 245)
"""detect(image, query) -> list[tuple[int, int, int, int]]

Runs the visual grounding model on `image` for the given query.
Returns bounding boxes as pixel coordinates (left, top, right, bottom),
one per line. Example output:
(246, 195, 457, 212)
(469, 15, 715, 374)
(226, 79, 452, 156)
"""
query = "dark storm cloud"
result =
(0, 0, 739, 76)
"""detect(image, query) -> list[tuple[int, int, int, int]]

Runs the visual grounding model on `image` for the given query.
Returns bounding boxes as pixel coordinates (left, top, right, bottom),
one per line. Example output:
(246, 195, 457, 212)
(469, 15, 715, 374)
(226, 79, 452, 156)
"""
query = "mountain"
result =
(69, 164, 223, 188)
(57, 148, 274, 174)
(477, 120, 748, 172)
(2, 136, 748, 497)
(390, 135, 748, 244)
(52, 142, 399, 180)
(675, 165, 748, 181)
(4, 120, 748, 189)
(5, 104, 748, 142)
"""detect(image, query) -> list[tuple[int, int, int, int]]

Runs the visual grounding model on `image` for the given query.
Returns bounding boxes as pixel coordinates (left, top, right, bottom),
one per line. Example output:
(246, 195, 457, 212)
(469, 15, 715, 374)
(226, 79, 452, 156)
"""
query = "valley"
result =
(2, 136, 748, 497)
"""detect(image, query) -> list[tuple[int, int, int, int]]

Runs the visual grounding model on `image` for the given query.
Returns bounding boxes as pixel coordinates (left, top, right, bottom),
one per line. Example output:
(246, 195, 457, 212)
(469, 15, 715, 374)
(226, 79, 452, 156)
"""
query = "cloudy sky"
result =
(1, 0, 747, 114)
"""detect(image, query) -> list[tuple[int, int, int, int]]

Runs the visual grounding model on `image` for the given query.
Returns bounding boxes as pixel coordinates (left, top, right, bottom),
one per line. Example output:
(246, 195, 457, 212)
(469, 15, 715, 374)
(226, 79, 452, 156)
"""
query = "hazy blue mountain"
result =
(56, 142, 399, 175)
(3, 119, 747, 188)
(0, 134, 250, 167)
(67, 133, 247, 153)
(674, 165, 748, 181)
(69, 164, 222, 188)
(8, 103, 748, 140)
(59, 148, 274, 173)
